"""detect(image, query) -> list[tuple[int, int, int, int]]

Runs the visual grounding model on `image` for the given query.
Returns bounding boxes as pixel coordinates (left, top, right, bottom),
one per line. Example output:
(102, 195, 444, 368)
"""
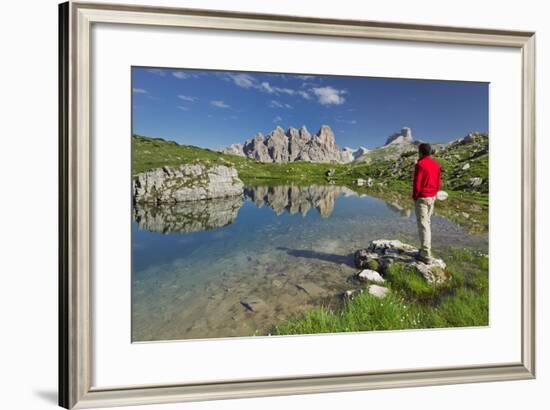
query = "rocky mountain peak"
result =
(385, 127, 414, 146)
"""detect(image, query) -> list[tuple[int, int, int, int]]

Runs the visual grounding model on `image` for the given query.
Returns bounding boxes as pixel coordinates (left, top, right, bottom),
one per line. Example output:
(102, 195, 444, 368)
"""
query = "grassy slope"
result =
(272, 247, 488, 335)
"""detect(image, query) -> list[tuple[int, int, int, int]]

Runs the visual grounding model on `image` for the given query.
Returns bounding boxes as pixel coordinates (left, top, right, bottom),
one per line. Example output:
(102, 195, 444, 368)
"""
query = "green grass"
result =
(272, 247, 488, 335)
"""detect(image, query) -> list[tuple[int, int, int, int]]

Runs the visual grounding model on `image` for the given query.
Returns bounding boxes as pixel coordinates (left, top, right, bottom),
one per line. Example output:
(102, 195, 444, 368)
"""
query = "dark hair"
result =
(418, 143, 432, 157)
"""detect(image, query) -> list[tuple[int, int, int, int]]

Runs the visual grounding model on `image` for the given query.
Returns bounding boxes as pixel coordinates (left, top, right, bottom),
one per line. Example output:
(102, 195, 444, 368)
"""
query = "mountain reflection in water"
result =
(134, 184, 359, 233)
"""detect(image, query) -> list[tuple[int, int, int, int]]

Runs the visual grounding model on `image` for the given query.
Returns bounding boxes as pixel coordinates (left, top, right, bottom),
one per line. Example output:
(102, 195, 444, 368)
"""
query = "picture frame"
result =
(59, 1, 536, 408)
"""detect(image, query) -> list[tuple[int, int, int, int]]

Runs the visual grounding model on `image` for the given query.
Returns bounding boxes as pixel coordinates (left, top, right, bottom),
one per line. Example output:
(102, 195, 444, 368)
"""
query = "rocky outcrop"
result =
(133, 164, 244, 204)
(222, 143, 245, 157)
(133, 196, 242, 233)
(341, 146, 369, 162)
(226, 125, 345, 164)
(385, 127, 414, 145)
(354, 239, 449, 285)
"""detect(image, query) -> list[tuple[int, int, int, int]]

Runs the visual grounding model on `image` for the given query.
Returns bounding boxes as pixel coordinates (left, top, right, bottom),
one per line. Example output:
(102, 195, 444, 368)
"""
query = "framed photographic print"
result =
(59, 1, 536, 408)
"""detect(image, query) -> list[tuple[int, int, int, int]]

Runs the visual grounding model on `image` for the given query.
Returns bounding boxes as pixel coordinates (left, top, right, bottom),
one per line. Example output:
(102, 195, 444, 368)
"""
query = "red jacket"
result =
(412, 155, 442, 200)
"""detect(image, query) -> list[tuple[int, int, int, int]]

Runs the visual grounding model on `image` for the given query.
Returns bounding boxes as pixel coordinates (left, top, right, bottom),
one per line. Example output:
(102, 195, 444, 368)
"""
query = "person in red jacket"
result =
(412, 143, 442, 263)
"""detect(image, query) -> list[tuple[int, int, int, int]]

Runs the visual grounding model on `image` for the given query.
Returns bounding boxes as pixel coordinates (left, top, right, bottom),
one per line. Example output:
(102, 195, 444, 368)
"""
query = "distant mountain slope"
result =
(350, 132, 488, 194)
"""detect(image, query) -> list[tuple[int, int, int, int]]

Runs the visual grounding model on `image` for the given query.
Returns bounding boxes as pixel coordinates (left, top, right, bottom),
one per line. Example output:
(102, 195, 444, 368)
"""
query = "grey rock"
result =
(385, 127, 414, 146)
(368, 284, 389, 298)
(222, 143, 245, 157)
(356, 239, 450, 285)
(243, 133, 272, 162)
(436, 190, 449, 201)
(266, 126, 289, 163)
(462, 162, 471, 170)
(133, 164, 244, 204)
(357, 269, 385, 284)
(467, 177, 483, 188)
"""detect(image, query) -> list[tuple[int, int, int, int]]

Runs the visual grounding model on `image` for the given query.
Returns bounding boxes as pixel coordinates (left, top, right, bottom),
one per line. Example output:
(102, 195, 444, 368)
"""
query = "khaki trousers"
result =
(415, 196, 436, 258)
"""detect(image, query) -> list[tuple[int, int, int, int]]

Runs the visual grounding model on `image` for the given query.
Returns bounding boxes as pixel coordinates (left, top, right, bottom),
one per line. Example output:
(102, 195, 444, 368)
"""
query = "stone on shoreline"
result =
(356, 269, 385, 284)
(354, 239, 449, 285)
(368, 284, 389, 298)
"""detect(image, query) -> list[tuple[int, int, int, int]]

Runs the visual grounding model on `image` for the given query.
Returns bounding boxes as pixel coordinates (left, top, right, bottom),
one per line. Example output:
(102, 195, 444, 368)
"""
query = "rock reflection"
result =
(134, 196, 242, 233)
(133, 185, 361, 233)
(133, 183, 487, 235)
(244, 185, 357, 218)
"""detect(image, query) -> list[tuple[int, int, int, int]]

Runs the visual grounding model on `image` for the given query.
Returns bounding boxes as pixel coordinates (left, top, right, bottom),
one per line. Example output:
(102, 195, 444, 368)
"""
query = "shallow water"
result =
(132, 185, 488, 341)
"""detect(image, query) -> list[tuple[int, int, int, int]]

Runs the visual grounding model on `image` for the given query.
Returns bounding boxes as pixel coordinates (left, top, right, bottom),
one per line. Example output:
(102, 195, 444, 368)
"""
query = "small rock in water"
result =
(356, 269, 385, 284)
(368, 284, 389, 298)
(240, 297, 267, 313)
(272, 279, 284, 289)
(295, 282, 327, 297)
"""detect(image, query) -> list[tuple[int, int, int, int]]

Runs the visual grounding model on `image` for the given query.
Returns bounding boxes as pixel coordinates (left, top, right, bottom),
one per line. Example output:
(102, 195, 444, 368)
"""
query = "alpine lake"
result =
(131, 183, 488, 342)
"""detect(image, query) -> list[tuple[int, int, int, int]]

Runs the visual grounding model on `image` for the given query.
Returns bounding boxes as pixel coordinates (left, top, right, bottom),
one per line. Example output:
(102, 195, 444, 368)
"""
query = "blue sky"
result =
(132, 67, 488, 150)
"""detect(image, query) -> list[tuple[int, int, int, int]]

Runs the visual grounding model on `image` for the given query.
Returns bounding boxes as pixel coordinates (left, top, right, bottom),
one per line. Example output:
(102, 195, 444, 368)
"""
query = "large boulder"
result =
(133, 164, 244, 204)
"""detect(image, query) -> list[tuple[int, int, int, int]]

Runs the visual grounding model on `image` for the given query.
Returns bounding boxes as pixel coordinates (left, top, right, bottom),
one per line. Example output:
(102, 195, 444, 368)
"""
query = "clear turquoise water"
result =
(132, 185, 487, 341)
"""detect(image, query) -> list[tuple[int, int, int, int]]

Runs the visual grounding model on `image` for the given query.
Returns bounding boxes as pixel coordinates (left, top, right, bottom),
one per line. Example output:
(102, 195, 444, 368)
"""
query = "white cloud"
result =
(336, 118, 357, 125)
(269, 100, 293, 109)
(172, 71, 189, 79)
(211, 100, 230, 109)
(298, 90, 311, 100)
(177, 95, 197, 102)
(295, 75, 315, 80)
(177, 106, 189, 111)
(228, 73, 258, 89)
(260, 82, 295, 96)
(312, 86, 346, 105)
(132, 88, 148, 94)
(273, 115, 283, 123)
(260, 82, 275, 94)
(145, 68, 166, 76)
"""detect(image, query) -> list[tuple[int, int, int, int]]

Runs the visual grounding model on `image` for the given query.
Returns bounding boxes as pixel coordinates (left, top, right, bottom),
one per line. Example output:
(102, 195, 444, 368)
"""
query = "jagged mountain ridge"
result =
(223, 125, 424, 164)
(223, 125, 346, 163)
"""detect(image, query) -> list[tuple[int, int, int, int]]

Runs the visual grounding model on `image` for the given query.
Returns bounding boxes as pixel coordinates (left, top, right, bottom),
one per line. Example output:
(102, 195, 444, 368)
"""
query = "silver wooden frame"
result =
(59, 1, 536, 408)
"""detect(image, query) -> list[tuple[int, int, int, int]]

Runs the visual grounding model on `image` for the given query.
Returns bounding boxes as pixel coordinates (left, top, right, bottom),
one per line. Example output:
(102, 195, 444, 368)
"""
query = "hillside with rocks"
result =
(350, 132, 488, 194)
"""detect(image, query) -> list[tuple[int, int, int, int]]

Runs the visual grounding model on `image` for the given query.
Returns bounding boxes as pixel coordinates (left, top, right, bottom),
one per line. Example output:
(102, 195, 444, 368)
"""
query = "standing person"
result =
(412, 143, 442, 264)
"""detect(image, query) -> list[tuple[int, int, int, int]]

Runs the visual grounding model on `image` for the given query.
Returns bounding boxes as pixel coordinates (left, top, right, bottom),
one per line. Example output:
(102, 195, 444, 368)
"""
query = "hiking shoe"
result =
(416, 253, 433, 264)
